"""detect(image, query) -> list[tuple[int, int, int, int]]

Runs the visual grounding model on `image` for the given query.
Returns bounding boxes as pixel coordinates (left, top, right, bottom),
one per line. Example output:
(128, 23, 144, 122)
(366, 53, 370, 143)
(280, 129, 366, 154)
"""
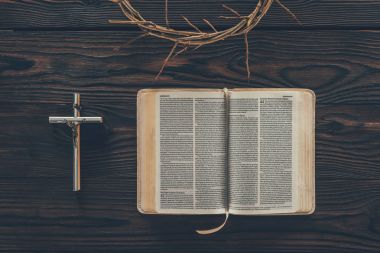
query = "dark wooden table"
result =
(0, 1, 379, 252)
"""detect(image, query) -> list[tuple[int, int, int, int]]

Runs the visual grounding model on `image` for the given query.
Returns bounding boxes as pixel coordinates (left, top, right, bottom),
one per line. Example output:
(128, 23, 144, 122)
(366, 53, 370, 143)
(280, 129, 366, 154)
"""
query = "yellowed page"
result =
(138, 89, 228, 214)
(138, 88, 315, 216)
(155, 90, 227, 214)
(228, 89, 311, 215)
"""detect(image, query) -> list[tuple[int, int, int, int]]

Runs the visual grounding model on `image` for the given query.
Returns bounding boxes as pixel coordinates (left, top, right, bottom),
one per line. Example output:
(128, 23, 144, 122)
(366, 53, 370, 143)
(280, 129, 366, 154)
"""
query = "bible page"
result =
(228, 90, 301, 215)
(155, 90, 227, 214)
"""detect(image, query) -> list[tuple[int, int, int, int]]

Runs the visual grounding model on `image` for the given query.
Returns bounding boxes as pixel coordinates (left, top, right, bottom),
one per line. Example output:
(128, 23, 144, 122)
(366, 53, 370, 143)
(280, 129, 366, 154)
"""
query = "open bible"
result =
(137, 88, 315, 217)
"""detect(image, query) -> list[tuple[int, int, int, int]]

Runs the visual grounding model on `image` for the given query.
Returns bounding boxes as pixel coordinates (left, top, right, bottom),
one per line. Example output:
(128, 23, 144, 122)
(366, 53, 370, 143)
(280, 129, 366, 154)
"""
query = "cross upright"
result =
(49, 93, 103, 191)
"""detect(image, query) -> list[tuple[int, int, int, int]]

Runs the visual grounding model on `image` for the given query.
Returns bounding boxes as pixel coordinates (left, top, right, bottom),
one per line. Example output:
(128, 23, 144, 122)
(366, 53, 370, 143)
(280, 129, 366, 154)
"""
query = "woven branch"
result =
(109, 0, 299, 79)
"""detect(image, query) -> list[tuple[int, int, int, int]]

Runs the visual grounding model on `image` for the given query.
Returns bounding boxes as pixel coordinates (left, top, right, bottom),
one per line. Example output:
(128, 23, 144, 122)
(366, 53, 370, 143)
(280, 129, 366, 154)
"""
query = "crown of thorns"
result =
(110, 0, 300, 79)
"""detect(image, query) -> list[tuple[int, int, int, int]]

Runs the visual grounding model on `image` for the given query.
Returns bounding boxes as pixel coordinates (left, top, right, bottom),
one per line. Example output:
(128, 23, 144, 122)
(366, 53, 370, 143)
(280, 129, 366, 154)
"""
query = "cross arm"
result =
(49, 117, 103, 124)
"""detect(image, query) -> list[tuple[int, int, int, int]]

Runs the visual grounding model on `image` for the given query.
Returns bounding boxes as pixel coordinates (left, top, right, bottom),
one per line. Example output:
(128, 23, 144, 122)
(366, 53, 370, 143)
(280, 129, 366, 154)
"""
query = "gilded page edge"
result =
(137, 89, 157, 214)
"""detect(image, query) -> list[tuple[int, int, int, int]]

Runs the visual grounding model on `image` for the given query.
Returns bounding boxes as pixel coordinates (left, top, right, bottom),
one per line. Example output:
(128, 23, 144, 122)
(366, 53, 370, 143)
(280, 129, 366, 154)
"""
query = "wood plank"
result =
(0, 98, 379, 180)
(0, 177, 378, 252)
(0, 101, 378, 251)
(1, 0, 380, 29)
(0, 30, 379, 252)
(1, 30, 380, 104)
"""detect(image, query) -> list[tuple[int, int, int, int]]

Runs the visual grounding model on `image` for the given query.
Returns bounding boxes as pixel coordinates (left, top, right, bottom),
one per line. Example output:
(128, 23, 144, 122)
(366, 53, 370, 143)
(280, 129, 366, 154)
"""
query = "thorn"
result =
(173, 47, 188, 58)
(203, 19, 217, 32)
(165, 0, 170, 27)
(155, 42, 178, 80)
(275, 0, 302, 26)
(113, 33, 148, 52)
(244, 33, 251, 80)
(222, 4, 241, 17)
(182, 16, 202, 33)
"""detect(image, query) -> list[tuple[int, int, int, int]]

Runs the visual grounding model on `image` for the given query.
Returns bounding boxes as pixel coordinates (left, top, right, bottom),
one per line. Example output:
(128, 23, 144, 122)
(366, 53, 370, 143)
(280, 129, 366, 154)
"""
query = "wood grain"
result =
(0, 97, 379, 180)
(0, 177, 378, 252)
(0, 3, 380, 252)
(0, 74, 379, 250)
(0, 101, 379, 252)
(1, 0, 380, 29)
(1, 30, 380, 104)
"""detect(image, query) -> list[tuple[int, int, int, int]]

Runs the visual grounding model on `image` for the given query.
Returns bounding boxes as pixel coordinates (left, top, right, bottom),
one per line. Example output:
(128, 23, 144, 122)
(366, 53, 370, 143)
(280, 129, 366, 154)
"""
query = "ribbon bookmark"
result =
(196, 211, 229, 235)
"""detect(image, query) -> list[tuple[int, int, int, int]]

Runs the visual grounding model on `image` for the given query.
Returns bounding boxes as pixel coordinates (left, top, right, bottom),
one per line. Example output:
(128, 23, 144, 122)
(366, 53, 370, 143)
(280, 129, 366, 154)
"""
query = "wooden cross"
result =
(49, 93, 103, 191)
